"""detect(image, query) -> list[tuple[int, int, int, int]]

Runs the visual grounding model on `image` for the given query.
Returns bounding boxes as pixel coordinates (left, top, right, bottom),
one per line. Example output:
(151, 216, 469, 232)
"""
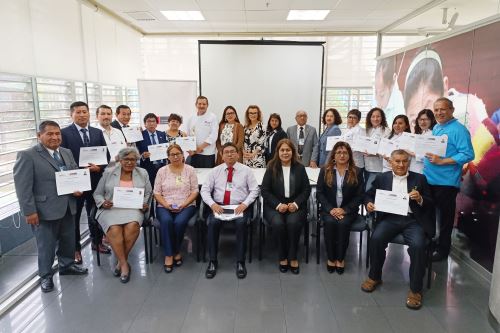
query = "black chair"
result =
(200, 200, 260, 263)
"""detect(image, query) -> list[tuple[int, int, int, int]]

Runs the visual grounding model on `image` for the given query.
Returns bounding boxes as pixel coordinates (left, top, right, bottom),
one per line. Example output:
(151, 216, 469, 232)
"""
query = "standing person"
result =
(111, 105, 132, 133)
(136, 113, 167, 187)
(243, 105, 266, 168)
(424, 97, 474, 261)
(216, 106, 244, 165)
(61, 101, 110, 265)
(165, 113, 186, 144)
(312, 108, 342, 167)
(95, 105, 127, 168)
(382, 115, 411, 172)
(14, 121, 89, 293)
(264, 113, 287, 163)
(410, 109, 436, 174)
(154, 144, 198, 273)
(261, 139, 311, 274)
(286, 110, 319, 167)
(344, 109, 365, 175)
(316, 142, 364, 274)
(185, 96, 218, 168)
(200, 143, 259, 279)
(363, 107, 390, 191)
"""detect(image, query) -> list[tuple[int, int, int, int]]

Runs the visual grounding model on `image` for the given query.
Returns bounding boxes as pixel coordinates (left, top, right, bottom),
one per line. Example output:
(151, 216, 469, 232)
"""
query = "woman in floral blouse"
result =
(243, 105, 266, 168)
(215, 106, 244, 165)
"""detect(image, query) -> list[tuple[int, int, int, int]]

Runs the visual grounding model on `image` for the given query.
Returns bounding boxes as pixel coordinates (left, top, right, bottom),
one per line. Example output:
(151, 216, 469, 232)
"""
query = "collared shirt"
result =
(185, 111, 218, 155)
(282, 166, 290, 198)
(44, 147, 61, 160)
(296, 125, 306, 140)
(335, 167, 345, 207)
(392, 171, 411, 213)
(382, 132, 403, 172)
(74, 123, 90, 143)
(96, 124, 126, 145)
(200, 162, 259, 207)
(117, 120, 128, 128)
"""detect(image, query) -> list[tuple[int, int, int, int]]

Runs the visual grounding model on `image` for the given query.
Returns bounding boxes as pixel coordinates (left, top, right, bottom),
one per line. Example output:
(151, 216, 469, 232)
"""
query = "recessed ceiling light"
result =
(161, 11, 205, 21)
(287, 10, 330, 21)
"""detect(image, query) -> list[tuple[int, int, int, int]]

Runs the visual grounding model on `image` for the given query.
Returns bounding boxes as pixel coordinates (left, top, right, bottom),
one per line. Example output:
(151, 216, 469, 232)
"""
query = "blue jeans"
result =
(156, 206, 196, 257)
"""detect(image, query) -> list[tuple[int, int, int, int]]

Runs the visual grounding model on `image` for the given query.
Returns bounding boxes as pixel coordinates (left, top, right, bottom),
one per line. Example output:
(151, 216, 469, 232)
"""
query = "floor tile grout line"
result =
(179, 263, 204, 333)
(279, 271, 288, 333)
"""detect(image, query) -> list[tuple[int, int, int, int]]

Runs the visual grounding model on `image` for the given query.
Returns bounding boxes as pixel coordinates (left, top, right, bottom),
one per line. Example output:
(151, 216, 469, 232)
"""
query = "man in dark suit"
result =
(61, 101, 110, 264)
(286, 110, 318, 167)
(136, 113, 168, 187)
(361, 149, 434, 310)
(14, 121, 88, 292)
(110, 104, 132, 133)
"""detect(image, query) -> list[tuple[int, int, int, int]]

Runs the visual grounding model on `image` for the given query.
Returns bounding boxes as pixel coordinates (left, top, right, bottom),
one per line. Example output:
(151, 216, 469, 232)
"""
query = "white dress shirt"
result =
(185, 111, 218, 155)
(74, 123, 90, 143)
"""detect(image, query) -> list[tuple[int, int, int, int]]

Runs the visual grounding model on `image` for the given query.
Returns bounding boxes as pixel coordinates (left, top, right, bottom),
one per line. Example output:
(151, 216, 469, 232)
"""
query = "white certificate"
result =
(148, 143, 169, 161)
(214, 205, 244, 221)
(107, 140, 127, 160)
(122, 126, 144, 143)
(55, 169, 91, 195)
(415, 135, 448, 161)
(113, 187, 144, 209)
(175, 136, 197, 151)
(377, 138, 398, 157)
(374, 189, 409, 216)
(79, 146, 108, 167)
(354, 136, 380, 155)
(326, 135, 345, 151)
(396, 132, 416, 153)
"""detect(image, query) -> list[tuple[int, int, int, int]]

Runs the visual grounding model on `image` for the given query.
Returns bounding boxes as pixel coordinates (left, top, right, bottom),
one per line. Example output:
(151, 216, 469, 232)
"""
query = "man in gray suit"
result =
(14, 121, 89, 293)
(286, 110, 319, 167)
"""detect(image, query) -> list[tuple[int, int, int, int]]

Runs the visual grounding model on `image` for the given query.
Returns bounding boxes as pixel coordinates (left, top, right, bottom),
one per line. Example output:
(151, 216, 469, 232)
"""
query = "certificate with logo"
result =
(107, 141, 127, 160)
(377, 138, 398, 158)
(79, 146, 108, 167)
(175, 136, 197, 151)
(415, 135, 448, 161)
(354, 136, 380, 155)
(113, 187, 144, 209)
(148, 143, 169, 161)
(326, 135, 345, 151)
(55, 169, 91, 195)
(374, 189, 409, 216)
(122, 126, 144, 143)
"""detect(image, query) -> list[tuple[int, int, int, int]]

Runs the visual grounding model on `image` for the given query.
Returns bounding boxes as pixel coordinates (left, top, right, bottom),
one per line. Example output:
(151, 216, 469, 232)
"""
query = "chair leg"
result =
(154, 227, 158, 246)
(95, 241, 101, 267)
(149, 224, 154, 263)
(143, 226, 149, 264)
(365, 229, 370, 269)
(359, 231, 363, 253)
(305, 222, 309, 264)
(427, 245, 433, 289)
(248, 223, 253, 263)
(196, 221, 200, 263)
(258, 219, 263, 261)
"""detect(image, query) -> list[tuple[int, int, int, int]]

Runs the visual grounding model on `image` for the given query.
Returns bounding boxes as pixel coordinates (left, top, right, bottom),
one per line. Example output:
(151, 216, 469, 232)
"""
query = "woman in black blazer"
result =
(264, 113, 288, 163)
(317, 141, 364, 274)
(261, 139, 311, 274)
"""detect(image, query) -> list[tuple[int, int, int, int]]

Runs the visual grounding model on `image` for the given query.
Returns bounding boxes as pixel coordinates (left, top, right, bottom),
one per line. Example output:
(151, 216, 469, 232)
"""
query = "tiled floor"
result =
(0, 227, 499, 333)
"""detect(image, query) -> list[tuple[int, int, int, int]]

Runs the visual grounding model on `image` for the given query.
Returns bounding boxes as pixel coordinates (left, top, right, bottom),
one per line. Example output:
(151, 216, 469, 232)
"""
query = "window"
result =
(323, 87, 373, 129)
(126, 87, 140, 127)
(37, 78, 80, 128)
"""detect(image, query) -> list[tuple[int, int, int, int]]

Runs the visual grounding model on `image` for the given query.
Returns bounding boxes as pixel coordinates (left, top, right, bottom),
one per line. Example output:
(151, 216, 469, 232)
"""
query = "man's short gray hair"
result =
(117, 147, 140, 160)
(296, 110, 308, 117)
(390, 149, 410, 160)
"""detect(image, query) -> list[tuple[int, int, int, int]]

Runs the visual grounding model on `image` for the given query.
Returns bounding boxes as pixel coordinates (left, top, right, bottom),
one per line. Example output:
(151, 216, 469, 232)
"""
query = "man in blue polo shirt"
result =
(424, 97, 474, 261)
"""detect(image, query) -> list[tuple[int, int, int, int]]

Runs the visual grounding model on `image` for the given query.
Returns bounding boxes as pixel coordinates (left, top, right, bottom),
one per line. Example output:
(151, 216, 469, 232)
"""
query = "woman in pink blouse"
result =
(154, 144, 199, 273)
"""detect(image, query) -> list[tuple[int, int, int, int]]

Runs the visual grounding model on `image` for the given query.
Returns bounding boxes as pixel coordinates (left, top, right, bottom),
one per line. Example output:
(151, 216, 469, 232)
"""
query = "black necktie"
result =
(298, 127, 304, 155)
(80, 128, 90, 147)
(53, 150, 67, 171)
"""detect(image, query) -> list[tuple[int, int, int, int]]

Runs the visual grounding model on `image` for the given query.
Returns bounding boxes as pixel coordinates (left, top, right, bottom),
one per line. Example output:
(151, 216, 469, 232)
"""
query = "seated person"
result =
(93, 147, 152, 283)
(261, 139, 311, 274)
(200, 143, 259, 279)
(361, 149, 434, 310)
(316, 141, 364, 274)
(154, 144, 199, 273)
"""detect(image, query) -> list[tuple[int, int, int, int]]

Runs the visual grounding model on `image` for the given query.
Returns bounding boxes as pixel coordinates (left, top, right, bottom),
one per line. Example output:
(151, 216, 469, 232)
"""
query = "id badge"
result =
(175, 176, 183, 186)
(225, 182, 233, 191)
(298, 138, 305, 145)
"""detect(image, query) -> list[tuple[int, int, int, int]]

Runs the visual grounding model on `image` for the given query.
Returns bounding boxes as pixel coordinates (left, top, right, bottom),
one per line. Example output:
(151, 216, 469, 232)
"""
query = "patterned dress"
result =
(244, 122, 266, 168)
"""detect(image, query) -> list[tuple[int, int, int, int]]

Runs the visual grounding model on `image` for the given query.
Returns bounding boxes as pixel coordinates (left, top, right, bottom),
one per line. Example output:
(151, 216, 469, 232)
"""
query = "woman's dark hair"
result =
(388, 115, 411, 139)
(267, 139, 299, 177)
(266, 113, 283, 132)
(347, 109, 362, 121)
(324, 142, 358, 187)
(365, 107, 388, 131)
(414, 109, 437, 134)
(219, 105, 240, 126)
(322, 108, 342, 126)
(168, 113, 183, 124)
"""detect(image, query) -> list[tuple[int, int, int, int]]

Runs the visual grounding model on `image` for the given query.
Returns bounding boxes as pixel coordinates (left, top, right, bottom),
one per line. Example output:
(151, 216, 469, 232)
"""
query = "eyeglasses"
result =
(122, 158, 137, 163)
(168, 153, 183, 158)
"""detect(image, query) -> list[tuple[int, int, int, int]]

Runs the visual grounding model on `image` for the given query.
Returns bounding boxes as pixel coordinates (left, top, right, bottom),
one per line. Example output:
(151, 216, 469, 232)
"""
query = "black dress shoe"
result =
(59, 265, 89, 276)
(336, 266, 345, 275)
(164, 264, 174, 273)
(120, 274, 130, 283)
(174, 257, 183, 267)
(40, 277, 54, 293)
(290, 265, 300, 275)
(236, 262, 247, 279)
(112, 265, 121, 277)
(432, 251, 448, 262)
(279, 263, 288, 273)
(327, 264, 336, 274)
(205, 261, 217, 279)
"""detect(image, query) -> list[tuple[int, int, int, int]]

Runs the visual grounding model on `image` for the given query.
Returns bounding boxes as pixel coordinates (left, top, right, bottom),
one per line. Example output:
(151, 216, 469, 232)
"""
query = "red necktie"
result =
(223, 166, 234, 205)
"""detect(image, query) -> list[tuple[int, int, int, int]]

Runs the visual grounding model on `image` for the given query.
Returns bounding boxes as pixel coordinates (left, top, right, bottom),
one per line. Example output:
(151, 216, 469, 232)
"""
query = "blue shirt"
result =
(423, 118, 474, 187)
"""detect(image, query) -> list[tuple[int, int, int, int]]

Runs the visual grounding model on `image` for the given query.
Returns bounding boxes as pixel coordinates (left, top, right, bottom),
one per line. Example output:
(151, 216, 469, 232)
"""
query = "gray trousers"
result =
(32, 207, 76, 278)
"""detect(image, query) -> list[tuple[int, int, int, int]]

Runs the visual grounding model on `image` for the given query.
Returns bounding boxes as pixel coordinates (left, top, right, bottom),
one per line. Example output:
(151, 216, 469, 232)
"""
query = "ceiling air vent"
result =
(126, 11, 157, 21)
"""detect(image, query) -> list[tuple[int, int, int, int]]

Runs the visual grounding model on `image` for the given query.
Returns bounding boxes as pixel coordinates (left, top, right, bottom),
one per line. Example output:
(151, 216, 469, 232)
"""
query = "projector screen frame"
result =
(198, 39, 325, 131)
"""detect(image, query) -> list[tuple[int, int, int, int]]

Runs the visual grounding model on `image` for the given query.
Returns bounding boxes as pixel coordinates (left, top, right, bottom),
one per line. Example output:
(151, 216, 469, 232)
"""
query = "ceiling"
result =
(92, 0, 500, 35)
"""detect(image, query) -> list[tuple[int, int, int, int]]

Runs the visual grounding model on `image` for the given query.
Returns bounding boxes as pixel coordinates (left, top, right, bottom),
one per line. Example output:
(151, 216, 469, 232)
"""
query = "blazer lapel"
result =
(289, 165, 296, 198)
(70, 124, 85, 145)
(37, 144, 61, 171)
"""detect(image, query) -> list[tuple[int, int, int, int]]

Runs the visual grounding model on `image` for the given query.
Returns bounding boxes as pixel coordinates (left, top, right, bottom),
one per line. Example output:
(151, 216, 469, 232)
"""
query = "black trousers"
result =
(264, 208, 305, 261)
(369, 215, 426, 293)
(430, 185, 459, 256)
(207, 212, 249, 262)
(75, 191, 102, 251)
(323, 213, 356, 261)
(188, 154, 215, 168)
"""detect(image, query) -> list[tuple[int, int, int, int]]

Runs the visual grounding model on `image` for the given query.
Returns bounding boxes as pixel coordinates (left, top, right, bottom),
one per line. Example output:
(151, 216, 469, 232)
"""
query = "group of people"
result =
(13, 94, 474, 310)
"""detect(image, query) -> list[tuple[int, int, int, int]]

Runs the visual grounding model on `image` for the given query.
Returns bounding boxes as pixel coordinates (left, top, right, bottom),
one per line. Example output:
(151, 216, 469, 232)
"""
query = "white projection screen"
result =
(199, 41, 325, 130)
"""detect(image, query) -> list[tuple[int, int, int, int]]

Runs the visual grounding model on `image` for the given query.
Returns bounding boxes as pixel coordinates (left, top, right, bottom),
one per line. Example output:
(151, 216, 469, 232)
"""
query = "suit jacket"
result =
(364, 171, 435, 237)
(61, 123, 108, 188)
(261, 162, 311, 211)
(93, 165, 152, 219)
(316, 166, 364, 216)
(265, 129, 288, 163)
(136, 130, 168, 183)
(312, 125, 342, 166)
(13, 144, 78, 220)
(216, 122, 244, 164)
(110, 120, 123, 133)
(286, 124, 318, 166)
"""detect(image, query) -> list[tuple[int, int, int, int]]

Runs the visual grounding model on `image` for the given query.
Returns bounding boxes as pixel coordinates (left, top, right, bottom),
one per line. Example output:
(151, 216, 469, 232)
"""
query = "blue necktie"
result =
(53, 150, 67, 171)
(80, 128, 90, 147)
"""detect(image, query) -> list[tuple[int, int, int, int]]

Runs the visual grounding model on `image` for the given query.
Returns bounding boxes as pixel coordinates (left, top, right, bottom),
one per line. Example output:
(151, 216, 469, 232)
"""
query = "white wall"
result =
(0, 0, 142, 86)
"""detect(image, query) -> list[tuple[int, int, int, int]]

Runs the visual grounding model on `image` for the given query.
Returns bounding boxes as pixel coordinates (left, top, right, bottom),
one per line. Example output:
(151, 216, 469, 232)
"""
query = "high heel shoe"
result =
(279, 263, 288, 273)
(290, 265, 300, 275)
(327, 264, 336, 274)
(164, 264, 174, 273)
(120, 264, 131, 283)
(174, 257, 183, 267)
(112, 264, 121, 277)
(336, 262, 345, 275)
